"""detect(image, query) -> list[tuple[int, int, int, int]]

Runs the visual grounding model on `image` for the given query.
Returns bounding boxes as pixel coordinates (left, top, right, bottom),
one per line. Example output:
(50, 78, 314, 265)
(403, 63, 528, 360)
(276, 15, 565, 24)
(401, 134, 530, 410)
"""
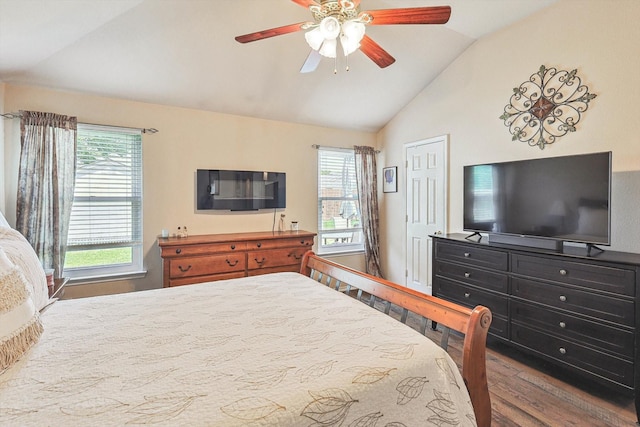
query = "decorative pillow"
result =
(0, 227, 49, 311)
(0, 247, 44, 373)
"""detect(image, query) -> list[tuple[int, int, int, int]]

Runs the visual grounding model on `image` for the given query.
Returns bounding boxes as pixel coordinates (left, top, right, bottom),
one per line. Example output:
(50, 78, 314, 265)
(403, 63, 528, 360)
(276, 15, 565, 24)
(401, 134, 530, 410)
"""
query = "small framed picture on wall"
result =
(383, 166, 397, 193)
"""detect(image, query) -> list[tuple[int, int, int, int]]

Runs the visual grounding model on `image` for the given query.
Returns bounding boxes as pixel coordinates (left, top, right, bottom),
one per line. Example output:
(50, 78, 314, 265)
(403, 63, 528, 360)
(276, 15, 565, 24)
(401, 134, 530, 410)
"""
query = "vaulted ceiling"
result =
(0, 0, 557, 132)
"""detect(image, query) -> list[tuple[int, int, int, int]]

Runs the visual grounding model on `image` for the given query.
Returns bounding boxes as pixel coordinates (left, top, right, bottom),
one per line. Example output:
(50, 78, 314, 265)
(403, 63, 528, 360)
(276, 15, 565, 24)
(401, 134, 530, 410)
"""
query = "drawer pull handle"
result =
(289, 253, 302, 260)
(178, 265, 191, 272)
(230, 244, 236, 250)
(559, 347, 566, 355)
(559, 321, 566, 328)
(300, 240, 306, 245)
(175, 248, 182, 254)
(464, 272, 470, 278)
(559, 269, 567, 276)
(226, 259, 239, 267)
(257, 242, 262, 248)
(559, 295, 567, 302)
(464, 292, 471, 298)
(254, 257, 266, 265)
(464, 252, 470, 258)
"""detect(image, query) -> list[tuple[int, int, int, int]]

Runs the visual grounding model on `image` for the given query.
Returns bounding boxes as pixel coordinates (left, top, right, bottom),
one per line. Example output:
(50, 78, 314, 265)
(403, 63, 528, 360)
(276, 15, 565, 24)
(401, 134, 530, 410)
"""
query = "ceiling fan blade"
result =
(300, 50, 322, 73)
(366, 6, 451, 25)
(359, 35, 395, 68)
(291, 0, 318, 7)
(235, 22, 309, 44)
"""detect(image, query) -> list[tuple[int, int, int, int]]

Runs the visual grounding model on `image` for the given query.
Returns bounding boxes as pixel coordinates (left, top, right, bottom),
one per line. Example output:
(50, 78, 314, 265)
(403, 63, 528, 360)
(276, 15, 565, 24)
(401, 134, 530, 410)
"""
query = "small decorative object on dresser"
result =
(158, 230, 316, 287)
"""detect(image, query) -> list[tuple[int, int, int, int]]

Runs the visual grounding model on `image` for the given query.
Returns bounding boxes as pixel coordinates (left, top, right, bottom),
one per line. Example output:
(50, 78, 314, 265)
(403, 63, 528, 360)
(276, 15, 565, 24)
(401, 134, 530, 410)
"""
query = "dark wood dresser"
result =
(159, 230, 315, 287)
(431, 233, 640, 421)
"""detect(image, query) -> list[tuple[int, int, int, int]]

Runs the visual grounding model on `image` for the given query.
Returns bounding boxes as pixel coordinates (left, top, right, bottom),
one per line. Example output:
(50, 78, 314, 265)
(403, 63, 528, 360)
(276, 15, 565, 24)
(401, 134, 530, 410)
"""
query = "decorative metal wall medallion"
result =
(499, 65, 597, 149)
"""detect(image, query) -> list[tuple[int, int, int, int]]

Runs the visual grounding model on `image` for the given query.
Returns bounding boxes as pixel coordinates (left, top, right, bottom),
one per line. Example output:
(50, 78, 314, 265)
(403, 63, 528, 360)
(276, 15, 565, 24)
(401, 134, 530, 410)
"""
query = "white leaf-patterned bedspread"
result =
(0, 272, 477, 426)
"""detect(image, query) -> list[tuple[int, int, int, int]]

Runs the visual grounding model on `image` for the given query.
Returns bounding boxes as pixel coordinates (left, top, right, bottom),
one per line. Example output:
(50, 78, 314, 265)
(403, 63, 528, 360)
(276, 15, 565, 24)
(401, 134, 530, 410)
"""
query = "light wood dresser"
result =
(159, 230, 316, 287)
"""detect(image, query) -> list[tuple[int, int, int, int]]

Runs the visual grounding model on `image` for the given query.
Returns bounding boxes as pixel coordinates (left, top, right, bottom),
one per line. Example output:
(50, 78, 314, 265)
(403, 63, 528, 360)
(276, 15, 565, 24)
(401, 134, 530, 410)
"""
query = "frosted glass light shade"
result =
(340, 20, 365, 56)
(305, 27, 324, 51)
(319, 38, 337, 58)
(319, 16, 340, 39)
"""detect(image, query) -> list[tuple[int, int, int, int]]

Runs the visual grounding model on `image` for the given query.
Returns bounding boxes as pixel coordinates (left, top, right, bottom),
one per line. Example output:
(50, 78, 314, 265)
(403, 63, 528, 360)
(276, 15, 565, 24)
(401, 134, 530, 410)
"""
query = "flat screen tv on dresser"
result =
(463, 151, 611, 250)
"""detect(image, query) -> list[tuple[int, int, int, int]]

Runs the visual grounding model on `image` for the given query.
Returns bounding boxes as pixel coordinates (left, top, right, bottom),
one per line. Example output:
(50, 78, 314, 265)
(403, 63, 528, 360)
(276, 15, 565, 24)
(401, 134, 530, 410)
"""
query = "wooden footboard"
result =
(301, 251, 492, 427)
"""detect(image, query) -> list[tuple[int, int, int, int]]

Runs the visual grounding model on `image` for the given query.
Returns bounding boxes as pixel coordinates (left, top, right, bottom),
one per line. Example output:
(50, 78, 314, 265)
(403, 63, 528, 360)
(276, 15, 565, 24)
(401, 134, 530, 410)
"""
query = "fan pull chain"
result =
(345, 54, 350, 72)
(333, 56, 338, 74)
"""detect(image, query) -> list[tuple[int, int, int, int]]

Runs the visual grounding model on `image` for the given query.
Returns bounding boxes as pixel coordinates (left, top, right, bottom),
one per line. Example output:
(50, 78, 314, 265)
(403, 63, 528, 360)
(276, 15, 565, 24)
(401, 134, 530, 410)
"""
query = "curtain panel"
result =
(354, 145, 383, 278)
(17, 111, 77, 277)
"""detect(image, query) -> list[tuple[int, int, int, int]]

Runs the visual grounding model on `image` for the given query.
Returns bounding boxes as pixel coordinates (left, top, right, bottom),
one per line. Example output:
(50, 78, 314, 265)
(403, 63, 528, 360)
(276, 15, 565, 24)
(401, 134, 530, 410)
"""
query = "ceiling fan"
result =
(235, 0, 451, 73)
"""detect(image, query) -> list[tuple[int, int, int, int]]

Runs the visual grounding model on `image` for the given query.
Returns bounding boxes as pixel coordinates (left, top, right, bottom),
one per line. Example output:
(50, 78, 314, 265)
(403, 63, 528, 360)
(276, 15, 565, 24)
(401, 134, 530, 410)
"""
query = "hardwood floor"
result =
(426, 318, 636, 426)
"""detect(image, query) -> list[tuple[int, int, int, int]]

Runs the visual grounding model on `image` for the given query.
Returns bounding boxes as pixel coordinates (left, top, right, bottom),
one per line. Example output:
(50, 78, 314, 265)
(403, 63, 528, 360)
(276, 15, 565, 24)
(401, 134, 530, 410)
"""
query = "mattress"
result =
(0, 272, 476, 426)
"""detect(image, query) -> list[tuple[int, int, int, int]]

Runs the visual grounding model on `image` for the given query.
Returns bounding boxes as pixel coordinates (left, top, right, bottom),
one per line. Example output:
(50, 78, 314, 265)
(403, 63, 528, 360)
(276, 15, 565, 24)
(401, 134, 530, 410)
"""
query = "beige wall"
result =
(378, 0, 640, 285)
(2, 84, 373, 297)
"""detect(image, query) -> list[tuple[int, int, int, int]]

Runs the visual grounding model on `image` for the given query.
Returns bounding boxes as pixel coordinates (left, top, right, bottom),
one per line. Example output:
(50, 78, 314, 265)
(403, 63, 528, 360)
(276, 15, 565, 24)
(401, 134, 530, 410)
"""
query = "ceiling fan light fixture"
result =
(319, 37, 338, 58)
(340, 20, 365, 56)
(304, 27, 324, 51)
(319, 16, 341, 40)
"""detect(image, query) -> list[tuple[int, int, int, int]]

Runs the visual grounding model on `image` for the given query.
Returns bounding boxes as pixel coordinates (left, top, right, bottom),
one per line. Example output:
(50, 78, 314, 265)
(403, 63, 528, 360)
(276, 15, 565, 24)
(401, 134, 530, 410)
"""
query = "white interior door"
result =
(405, 136, 448, 294)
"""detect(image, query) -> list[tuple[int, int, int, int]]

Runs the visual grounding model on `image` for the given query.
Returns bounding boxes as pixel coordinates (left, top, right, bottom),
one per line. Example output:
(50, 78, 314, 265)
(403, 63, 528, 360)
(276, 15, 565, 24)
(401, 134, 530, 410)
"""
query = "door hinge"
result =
(405, 269, 408, 277)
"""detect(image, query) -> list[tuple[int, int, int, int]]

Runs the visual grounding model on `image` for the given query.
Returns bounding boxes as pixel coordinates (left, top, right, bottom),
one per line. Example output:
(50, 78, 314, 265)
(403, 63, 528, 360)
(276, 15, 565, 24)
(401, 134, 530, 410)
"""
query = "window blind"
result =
(67, 124, 143, 249)
(317, 147, 363, 254)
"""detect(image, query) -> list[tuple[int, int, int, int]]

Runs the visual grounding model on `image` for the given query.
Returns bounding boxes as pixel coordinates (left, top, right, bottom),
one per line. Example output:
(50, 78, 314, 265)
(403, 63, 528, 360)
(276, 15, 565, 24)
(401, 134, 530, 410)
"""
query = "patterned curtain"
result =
(354, 145, 383, 278)
(17, 111, 77, 278)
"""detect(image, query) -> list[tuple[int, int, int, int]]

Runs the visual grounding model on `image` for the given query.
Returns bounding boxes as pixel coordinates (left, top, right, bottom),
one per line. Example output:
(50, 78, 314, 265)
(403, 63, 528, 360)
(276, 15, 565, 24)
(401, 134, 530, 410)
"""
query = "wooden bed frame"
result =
(300, 251, 492, 427)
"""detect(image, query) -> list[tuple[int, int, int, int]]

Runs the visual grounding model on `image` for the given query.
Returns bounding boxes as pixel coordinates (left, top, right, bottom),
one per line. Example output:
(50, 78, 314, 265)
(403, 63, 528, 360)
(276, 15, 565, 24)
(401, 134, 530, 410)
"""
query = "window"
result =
(317, 148, 364, 255)
(63, 124, 144, 281)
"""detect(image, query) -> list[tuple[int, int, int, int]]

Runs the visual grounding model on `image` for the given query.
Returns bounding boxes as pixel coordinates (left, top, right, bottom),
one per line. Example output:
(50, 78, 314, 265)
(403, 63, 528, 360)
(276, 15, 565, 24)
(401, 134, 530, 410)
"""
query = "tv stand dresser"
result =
(431, 233, 640, 421)
(159, 230, 315, 287)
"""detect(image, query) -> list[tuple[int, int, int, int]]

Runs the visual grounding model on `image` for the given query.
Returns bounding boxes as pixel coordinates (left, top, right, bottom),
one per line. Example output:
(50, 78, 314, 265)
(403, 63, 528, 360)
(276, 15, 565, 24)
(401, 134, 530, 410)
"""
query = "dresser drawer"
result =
(511, 300, 634, 358)
(161, 241, 246, 258)
(247, 247, 308, 270)
(435, 241, 508, 271)
(434, 278, 508, 338)
(434, 277, 508, 317)
(512, 277, 634, 327)
(247, 237, 314, 250)
(512, 323, 634, 388)
(512, 253, 635, 296)
(169, 254, 246, 279)
(434, 260, 509, 294)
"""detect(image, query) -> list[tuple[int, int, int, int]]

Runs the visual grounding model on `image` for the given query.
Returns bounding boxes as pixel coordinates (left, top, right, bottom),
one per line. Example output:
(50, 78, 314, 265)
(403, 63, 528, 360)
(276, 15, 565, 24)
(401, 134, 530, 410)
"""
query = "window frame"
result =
(63, 123, 145, 282)
(317, 147, 364, 256)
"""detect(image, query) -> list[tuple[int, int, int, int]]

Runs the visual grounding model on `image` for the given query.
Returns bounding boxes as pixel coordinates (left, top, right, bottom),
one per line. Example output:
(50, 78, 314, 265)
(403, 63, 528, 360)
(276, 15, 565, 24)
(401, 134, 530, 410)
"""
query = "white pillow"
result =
(0, 210, 9, 228)
(0, 227, 49, 311)
(0, 247, 44, 373)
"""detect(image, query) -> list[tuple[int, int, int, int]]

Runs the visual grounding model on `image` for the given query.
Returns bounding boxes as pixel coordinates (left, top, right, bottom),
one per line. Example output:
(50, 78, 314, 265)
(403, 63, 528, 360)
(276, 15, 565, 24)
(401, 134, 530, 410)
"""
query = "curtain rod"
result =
(80, 121, 159, 134)
(311, 144, 380, 153)
(1, 112, 158, 134)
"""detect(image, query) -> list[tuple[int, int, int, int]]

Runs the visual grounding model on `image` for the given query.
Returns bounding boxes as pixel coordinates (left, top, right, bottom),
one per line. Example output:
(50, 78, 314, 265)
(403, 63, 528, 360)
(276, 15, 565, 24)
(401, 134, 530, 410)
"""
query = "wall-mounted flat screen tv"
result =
(463, 152, 611, 246)
(196, 169, 286, 211)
